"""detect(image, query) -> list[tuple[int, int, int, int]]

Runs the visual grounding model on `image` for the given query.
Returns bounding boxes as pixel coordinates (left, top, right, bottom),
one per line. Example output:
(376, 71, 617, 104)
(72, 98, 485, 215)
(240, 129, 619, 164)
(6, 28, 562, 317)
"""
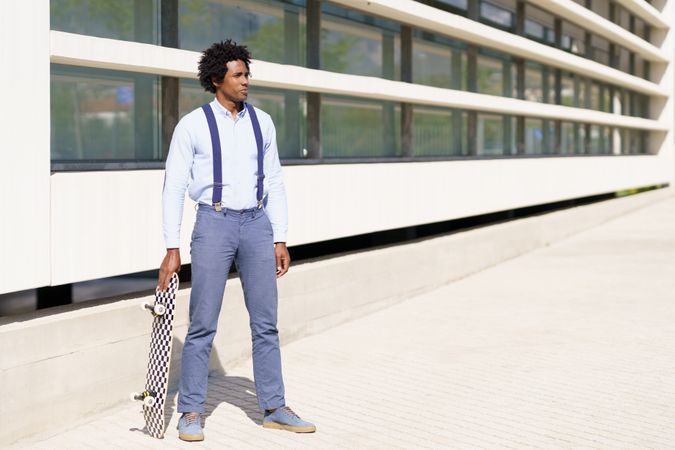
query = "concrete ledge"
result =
(0, 187, 671, 446)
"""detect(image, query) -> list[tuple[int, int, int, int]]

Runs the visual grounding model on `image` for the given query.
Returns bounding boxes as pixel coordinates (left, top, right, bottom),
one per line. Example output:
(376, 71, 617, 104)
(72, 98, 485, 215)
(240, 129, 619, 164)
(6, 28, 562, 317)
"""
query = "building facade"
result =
(1, 0, 673, 297)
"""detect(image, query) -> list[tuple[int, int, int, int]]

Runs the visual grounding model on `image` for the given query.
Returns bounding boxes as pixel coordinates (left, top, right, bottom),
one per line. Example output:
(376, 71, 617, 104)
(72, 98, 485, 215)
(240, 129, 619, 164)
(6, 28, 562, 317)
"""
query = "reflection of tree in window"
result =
(51, 0, 155, 43)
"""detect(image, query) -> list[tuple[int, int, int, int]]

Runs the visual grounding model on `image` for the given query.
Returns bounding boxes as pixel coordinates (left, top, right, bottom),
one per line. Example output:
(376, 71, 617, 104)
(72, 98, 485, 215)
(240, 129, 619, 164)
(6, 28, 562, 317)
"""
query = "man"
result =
(159, 40, 315, 442)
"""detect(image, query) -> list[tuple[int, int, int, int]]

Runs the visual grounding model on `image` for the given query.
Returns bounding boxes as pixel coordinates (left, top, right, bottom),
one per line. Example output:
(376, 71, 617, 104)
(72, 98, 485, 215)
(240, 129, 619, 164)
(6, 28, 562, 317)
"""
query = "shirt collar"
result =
(211, 99, 248, 119)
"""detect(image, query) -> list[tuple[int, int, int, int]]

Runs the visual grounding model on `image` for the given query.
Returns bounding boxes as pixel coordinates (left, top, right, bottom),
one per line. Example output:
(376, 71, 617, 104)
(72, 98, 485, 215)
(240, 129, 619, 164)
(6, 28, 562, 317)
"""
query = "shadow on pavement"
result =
(163, 337, 262, 430)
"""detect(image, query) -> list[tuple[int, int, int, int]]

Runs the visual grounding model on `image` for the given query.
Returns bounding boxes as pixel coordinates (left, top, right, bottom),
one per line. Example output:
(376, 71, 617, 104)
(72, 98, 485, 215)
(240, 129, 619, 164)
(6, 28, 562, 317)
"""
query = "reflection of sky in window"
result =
(525, 20, 544, 39)
(436, 0, 467, 10)
(481, 2, 512, 27)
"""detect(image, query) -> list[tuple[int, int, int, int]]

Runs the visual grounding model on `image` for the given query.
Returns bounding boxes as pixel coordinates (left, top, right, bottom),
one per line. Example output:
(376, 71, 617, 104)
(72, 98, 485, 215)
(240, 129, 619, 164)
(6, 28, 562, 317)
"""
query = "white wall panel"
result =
(50, 171, 196, 285)
(0, 1, 50, 294)
(49, 154, 672, 285)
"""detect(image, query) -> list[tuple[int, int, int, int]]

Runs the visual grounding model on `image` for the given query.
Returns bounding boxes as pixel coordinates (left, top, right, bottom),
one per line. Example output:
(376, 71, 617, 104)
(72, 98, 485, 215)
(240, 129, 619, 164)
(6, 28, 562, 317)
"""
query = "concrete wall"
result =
(0, 0, 51, 293)
(1, 188, 671, 447)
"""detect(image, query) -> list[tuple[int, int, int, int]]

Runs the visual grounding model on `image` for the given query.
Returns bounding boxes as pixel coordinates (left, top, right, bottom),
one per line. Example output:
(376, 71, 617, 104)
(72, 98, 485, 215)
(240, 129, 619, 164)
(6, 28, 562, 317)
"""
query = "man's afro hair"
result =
(198, 39, 252, 93)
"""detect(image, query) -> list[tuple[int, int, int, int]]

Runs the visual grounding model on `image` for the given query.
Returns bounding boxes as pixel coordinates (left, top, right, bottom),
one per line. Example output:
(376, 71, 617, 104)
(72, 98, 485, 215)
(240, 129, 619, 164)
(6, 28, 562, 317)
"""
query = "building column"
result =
(284, 8, 301, 158)
(451, 48, 464, 155)
(515, 0, 526, 155)
(466, 0, 480, 156)
(306, 0, 322, 159)
(400, 26, 413, 158)
(160, 0, 179, 160)
(134, 0, 156, 159)
(553, 17, 563, 154)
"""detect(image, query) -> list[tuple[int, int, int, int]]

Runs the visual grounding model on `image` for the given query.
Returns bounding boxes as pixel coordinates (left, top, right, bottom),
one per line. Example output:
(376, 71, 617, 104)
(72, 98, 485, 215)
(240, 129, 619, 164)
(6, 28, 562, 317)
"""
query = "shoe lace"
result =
(281, 406, 300, 419)
(183, 413, 200, 425)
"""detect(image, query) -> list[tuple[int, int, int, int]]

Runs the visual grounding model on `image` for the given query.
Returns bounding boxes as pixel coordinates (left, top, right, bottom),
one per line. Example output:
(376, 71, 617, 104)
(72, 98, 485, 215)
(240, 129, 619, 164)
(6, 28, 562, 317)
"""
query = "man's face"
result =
(213, 59, 250, 103)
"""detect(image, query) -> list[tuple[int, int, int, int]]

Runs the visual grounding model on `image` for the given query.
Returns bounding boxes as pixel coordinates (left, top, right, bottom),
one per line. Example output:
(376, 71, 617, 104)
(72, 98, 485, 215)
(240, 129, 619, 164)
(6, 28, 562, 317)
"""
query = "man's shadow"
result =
(165, 337, 262, 430)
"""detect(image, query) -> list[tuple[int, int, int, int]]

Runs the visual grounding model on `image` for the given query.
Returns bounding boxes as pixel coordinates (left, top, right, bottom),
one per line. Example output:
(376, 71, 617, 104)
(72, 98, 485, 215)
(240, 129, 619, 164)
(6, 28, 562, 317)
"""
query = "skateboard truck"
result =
(130, 390, 157, 407)
(140, 301, 166, 316)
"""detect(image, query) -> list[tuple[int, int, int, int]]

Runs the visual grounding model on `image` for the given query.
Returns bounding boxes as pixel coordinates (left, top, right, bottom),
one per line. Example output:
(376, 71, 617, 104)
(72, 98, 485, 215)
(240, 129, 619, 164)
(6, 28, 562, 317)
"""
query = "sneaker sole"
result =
(263, 422, 316, 433)
(178, 433, 205, 442)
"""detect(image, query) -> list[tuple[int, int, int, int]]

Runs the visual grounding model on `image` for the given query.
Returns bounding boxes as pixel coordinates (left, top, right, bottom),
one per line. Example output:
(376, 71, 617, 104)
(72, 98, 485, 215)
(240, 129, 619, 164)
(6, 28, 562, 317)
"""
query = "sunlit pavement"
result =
(15, 195, 675, 449)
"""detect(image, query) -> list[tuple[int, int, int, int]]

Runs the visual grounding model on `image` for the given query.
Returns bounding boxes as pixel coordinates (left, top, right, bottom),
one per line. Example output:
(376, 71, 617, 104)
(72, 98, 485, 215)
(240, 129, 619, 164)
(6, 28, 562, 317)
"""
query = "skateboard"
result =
(130, 272, 179, 439)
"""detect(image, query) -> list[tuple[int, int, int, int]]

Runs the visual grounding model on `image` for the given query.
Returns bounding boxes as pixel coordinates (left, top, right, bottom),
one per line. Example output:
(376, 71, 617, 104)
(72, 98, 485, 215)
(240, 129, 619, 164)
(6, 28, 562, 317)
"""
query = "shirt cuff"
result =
(272, 230, 287, 243)
(165, 237, 180, 249)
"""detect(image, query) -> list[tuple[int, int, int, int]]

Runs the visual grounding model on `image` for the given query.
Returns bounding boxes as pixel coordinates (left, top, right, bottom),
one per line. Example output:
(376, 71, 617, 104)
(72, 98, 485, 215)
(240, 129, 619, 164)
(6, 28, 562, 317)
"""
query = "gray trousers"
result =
(177, 204, 286, 413)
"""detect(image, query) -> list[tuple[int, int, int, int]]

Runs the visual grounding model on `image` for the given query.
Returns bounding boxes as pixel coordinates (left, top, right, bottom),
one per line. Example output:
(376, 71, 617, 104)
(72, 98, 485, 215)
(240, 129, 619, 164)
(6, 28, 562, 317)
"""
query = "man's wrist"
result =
(274, 242, 286, 245)
(166, 248, 180, 252)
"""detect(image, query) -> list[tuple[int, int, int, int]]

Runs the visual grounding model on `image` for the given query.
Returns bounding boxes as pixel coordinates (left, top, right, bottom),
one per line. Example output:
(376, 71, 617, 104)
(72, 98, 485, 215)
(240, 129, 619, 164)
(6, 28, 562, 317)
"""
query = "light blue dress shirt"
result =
(162, 99, 288, 248)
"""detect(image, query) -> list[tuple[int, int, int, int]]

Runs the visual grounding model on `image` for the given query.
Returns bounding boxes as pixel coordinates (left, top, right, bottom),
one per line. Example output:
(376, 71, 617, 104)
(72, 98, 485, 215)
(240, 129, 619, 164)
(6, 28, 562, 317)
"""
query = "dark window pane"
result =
(179, 0, 306, 66)
(481, 2, 513, 28)
(51, 64, 160, 161)
(413, 34, 466, 90)
(321, 5, 400, 78)
(51, 0, 158, 44)
(413, 107, 467, 156)
(525, 118, 544, 154)
(322, 96, 400, 158)
(477, 113, 504, 155)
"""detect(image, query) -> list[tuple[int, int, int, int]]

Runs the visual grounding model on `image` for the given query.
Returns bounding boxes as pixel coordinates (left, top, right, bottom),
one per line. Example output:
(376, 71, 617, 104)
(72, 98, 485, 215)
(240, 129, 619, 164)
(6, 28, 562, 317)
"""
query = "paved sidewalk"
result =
(16, 195, 675, 449)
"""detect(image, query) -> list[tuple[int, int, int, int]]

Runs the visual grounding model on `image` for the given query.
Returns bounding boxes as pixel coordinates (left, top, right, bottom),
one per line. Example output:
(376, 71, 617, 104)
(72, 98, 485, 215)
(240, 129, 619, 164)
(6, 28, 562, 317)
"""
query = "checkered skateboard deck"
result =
(131, 272, 179, 439)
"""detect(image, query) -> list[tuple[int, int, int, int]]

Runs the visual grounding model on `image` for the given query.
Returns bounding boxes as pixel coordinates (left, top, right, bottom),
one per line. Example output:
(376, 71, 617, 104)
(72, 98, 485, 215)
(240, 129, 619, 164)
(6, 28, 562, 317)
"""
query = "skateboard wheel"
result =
(143, 396, 156, 407)
(129, 392, 139, 402)
(140, 301, 149, 311)
(153, 304, 166, 316)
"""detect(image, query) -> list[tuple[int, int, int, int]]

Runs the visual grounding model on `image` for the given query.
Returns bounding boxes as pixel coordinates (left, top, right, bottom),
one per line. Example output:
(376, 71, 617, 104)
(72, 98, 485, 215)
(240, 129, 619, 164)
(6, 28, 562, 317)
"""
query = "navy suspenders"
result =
(201, 102, 265, 212)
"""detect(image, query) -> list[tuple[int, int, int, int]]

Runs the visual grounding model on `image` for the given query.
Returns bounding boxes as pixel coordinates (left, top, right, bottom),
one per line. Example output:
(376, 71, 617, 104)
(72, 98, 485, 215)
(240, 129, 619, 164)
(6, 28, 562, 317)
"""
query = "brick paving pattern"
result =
(15, 196, 675, 449)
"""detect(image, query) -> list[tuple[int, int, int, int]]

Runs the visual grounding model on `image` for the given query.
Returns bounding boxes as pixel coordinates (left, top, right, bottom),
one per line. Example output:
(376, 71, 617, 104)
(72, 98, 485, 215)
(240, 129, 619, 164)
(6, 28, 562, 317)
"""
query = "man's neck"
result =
(215, 95, 243, 118)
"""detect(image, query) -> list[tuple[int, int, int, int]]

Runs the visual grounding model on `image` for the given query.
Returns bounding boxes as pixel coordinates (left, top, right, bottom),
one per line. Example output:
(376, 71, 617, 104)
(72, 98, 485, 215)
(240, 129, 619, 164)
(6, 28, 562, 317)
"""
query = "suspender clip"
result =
(256, 200, 263, 210)
(213, 203, 222, 212)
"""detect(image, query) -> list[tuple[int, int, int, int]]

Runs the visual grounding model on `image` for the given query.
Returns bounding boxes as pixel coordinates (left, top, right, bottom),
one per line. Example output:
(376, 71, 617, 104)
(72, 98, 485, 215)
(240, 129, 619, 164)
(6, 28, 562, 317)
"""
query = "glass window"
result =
(51, 64, 160, 162)
(618, 47, 631, 73)
(590, 82, 601, 111)
(477, 51, 513, 97)
(591, 35, 610, 65)
(590, 0, 610, 21)
(51, 0, 159, 44)
(560, 72, 574, 107)
(413, 33, 467, 91)
(561, 122, 575, 154)
(477, 114, 505, 156)
(541, 119, 556, 154)
(321, 4, 400, 78)
(179, 0, 306, 66)
(562, 21, 585, 56)
(480, 1, 514, 29)
(525, 5, 555, 45)
(424, 0, 468, 12)
(590, 125, 611, 154)
(322, 96, 401, 158)
(525, 118, 544, 154)
(413, 107, 467, 156)
(525, 62, 543, 103)
(574, 123, 586, 155)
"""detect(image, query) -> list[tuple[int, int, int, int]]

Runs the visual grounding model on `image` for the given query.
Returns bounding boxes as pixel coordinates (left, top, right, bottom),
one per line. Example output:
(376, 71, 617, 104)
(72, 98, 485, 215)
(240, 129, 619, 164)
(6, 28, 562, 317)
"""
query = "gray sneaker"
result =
(177, 412, 204, 441)
(263, 406, 316, 433)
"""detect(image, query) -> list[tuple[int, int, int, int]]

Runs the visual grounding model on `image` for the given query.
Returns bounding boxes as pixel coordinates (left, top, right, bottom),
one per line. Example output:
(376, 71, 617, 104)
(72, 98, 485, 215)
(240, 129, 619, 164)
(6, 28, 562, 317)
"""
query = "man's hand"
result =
(274, 243, 290, 278)
(158, 249, 181, 291)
